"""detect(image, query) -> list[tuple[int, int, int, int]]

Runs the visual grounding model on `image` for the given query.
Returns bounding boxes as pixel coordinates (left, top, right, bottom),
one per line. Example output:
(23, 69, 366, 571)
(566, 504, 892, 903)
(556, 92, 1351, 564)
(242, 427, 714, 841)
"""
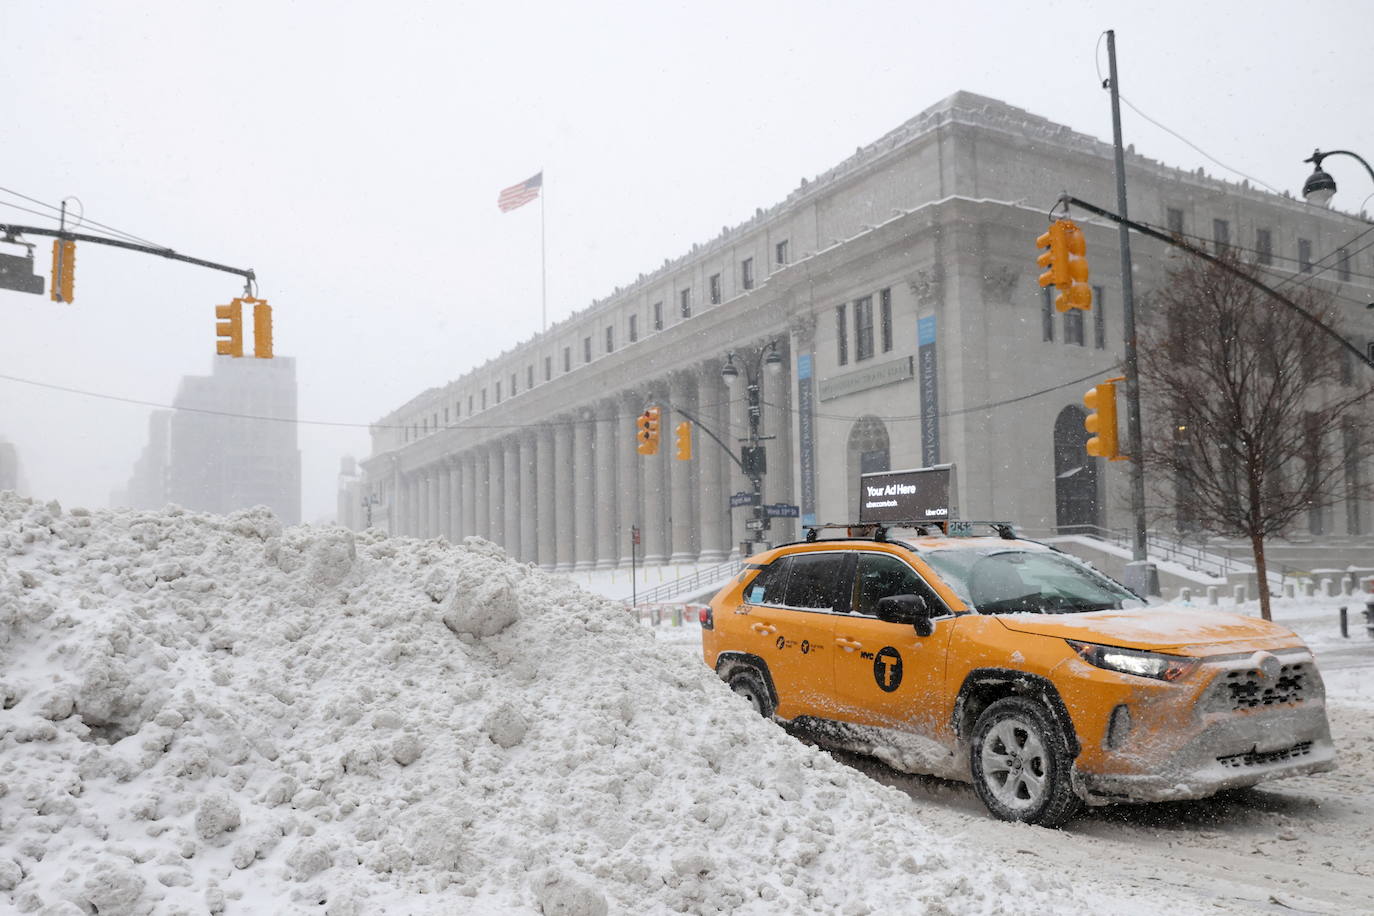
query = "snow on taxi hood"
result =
(0, 493, 1111, 915)
(995, 605, 1306, 654)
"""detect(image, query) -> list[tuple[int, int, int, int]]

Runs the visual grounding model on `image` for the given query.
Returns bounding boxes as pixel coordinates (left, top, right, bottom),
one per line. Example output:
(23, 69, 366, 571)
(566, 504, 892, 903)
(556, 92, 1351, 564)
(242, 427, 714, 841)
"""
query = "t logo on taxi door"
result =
(873, 647, 903, 693)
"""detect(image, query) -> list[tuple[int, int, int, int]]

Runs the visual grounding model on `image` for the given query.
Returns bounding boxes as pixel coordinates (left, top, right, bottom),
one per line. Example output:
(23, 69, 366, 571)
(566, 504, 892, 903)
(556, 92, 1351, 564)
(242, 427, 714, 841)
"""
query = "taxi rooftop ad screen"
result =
(859, 465, 957, 524)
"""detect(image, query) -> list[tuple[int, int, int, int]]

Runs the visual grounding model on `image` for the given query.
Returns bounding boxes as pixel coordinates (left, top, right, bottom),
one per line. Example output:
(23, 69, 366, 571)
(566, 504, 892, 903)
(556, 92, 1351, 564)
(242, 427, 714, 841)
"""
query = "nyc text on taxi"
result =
(701, 524, 1336, 827)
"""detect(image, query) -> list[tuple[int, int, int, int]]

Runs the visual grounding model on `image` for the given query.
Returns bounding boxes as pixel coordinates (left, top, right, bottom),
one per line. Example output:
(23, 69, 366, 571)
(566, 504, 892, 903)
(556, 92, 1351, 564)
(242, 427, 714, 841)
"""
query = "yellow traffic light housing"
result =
(1061, 222, 1092, 312)
(1036, 220, 1070, 293)
(1083, 378, 1123, 460)
(215, 300, 244, 357)
(50, 239, 76, 303)
(251, 299, 273, 359)
(674, 420, 693, 461)
(636, 406, 661, 455)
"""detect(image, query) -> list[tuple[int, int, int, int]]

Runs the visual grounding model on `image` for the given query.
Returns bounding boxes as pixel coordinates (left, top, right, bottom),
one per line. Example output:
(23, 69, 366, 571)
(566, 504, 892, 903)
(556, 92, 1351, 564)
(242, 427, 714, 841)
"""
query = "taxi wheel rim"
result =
(981, 717, 1049, 812)
(732, 680, 763, 714)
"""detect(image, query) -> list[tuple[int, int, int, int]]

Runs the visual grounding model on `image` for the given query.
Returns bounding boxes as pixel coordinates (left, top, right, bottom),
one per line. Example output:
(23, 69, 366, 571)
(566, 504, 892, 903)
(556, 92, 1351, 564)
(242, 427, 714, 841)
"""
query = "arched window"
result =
(847, 415, 891, 518)
(1053, 404, 1100, 532)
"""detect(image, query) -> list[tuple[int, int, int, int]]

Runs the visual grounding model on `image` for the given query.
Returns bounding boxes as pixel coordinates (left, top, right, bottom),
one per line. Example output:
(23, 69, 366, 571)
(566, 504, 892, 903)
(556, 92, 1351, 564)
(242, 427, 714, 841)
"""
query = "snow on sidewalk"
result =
(0, 494, 1108, 915)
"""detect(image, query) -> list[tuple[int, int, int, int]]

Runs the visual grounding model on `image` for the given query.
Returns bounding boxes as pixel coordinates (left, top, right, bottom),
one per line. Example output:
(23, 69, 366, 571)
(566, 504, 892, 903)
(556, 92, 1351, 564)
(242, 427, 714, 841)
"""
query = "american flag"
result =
(497, 172, 542, 212)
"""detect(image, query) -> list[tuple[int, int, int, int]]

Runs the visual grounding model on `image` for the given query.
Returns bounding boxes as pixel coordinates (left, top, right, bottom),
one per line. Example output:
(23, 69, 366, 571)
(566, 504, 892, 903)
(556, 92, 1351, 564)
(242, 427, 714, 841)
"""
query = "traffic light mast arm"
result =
(667, 406, 748, 475)
(1055, 196, 1374, 372)
(0, 222, 256, 287)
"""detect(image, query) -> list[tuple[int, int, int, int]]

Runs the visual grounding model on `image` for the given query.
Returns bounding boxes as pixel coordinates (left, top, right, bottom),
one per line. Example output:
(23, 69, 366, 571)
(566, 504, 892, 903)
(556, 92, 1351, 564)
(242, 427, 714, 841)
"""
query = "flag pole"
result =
(540, 170, 547, 333)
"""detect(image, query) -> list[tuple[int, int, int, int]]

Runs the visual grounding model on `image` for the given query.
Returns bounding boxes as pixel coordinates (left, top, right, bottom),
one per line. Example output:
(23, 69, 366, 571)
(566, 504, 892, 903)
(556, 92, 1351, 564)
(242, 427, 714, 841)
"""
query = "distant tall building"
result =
(0, 439, 19, 492)
(119, 356, 301, 524)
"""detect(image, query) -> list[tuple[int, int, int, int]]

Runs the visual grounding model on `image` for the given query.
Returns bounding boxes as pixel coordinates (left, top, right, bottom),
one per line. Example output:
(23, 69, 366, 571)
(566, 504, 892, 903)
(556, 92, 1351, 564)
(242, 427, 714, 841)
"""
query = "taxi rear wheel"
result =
(727, 668, 775, 719)
(970, 696, 1080, 828)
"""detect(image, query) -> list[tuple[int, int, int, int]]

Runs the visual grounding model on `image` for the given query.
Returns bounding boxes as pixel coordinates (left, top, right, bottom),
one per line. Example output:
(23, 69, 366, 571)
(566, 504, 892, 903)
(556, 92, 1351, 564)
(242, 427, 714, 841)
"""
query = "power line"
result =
(0, 185, 171, 251)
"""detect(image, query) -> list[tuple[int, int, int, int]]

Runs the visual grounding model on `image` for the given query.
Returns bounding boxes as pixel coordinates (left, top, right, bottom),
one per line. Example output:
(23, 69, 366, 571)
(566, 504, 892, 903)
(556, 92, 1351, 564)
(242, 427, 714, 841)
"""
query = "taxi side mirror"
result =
(876, 594, 935, 637)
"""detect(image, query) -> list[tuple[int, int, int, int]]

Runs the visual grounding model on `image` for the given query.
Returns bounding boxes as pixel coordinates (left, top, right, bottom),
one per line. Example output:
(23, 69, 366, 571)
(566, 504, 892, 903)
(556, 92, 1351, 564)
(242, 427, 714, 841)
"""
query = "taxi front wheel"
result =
(970, 697, 1081, 828)
(727, 668, 775, 719)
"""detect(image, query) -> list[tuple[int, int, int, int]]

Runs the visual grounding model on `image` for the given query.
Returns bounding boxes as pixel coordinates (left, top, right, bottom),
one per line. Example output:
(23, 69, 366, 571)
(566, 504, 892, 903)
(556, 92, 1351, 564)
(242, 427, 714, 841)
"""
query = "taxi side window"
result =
(851, 553, 945, 618)
(778, 553, 847, 610)
(744, 562, 789, 606)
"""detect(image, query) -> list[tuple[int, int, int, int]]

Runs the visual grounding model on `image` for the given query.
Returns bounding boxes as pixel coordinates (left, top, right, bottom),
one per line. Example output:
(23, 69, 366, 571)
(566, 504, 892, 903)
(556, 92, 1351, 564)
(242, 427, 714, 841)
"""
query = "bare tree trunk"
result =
(1250, 531, 1272, 621)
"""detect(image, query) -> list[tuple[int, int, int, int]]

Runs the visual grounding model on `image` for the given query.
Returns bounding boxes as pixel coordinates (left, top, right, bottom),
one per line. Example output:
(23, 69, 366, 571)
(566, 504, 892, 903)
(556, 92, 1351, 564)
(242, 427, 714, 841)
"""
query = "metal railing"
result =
(634, 558, 744, 605)
(1032, 524, 1243, 579)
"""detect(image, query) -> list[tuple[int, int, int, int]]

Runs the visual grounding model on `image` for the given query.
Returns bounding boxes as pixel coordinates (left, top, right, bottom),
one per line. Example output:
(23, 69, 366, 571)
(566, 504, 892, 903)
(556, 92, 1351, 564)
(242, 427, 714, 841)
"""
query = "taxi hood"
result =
(993, 606, 1304, 655)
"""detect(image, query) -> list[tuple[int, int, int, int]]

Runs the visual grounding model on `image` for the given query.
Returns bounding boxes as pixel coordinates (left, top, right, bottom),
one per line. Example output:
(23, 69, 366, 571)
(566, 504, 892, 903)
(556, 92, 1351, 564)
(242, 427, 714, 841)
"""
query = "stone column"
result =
(573, 408, 597, 571)
(446, 458, 461, 541)
(437, 461, 452, 541)
(406, 474, 418, 537)
(519, 432, 539, 564)
(474, 447, 491, 541)
(594, 401, 619, 569)
(537, 425, 557, 570)
(503, 437, 521, 556)
(697, 359, 728, 561)
(421, 470, 434, 538)
(668, 371, 698, 563)
(641, 384, 669, 565)
(728, 377, 749, 556)
(488, 442, 506, 548)
(554, 418, 576, 572)
(389, 459, 403, 537)
(460, 453, 477, 540)
(767, 341, 796, 544)
(618, 392, 642, 567)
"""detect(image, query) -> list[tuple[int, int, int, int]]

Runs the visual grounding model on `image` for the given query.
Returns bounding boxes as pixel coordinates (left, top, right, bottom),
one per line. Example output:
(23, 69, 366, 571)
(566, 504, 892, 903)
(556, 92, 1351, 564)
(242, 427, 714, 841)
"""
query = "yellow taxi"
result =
(700, 524, 1336, 826)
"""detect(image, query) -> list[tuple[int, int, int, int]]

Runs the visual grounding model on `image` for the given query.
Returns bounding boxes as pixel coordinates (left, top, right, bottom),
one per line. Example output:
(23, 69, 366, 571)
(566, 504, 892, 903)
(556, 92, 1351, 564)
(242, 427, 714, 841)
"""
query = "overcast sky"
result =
(3, 0, 1371, 523)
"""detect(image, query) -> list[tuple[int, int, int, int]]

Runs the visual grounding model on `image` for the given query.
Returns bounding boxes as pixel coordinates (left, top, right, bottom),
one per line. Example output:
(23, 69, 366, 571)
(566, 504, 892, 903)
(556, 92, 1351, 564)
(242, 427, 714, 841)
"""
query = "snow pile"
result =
(0, 493, 1102, 914)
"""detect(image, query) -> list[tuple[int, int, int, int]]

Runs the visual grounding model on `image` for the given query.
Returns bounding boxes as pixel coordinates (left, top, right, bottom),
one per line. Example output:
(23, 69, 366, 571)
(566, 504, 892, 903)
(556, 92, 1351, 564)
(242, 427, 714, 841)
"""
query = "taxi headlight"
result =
(1067, 640, 1198, 682)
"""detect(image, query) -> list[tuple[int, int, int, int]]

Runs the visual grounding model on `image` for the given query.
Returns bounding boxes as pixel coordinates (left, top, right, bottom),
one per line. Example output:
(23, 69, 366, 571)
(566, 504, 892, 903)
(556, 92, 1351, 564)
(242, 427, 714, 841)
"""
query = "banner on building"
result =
(918, 316, 939, 467)
(797, 353, 817, 526)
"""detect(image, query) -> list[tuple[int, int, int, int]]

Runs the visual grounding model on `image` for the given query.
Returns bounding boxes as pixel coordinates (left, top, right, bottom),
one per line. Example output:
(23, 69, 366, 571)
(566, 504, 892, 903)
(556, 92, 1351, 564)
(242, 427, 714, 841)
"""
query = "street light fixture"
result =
(721, 340, 783, 556)
(1302, 149, 1374, 208)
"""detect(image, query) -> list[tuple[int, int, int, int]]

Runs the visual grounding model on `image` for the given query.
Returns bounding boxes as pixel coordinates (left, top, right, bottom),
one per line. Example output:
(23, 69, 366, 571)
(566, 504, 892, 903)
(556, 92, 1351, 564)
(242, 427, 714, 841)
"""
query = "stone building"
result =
(354, 91, 1374, 568)
(119, 356, 301, 524)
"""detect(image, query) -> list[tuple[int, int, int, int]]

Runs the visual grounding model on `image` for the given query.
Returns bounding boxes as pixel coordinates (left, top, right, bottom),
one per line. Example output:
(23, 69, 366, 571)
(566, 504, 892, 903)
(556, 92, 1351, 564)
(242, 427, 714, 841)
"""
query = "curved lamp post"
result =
(721, 340, 783, 554)
(1302, 149, 1374, 208)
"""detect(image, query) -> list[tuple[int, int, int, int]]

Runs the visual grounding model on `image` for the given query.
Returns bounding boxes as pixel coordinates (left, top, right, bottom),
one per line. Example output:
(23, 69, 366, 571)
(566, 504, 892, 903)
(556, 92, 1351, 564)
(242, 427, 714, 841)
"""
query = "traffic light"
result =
(1061, 222, 1092, 312)
(251, 299, 273, 359)
(215, 300, 244, 357)
(1036, 220, 1070, 293)
(50, 239, 75, 303)
(674, 420, 692, 461)
(1083, 380, 1121, 460)
(636, 406, 661, 455)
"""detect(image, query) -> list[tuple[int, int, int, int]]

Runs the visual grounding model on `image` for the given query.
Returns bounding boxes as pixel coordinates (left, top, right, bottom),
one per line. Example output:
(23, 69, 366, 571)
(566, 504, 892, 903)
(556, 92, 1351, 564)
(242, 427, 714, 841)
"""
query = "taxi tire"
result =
(970, 696, 1081, 828)
(727, 668, 776, 719)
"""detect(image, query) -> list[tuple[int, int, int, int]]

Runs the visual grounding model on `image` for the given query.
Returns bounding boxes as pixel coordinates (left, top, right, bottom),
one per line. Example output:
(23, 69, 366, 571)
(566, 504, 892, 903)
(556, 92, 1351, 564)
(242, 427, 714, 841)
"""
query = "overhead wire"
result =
(0, 184, 172, 251)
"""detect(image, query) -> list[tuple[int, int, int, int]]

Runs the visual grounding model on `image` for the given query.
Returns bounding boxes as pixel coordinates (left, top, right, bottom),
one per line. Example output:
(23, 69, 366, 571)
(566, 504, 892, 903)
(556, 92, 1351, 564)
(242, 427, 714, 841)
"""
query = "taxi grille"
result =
(1217, 741, 1313, 769)
(1208, 661, 1310, 712)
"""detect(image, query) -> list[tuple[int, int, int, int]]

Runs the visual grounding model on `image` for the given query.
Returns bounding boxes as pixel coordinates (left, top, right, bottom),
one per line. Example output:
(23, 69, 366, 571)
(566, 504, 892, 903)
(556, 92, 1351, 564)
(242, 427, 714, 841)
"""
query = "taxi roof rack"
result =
(801, 520, 1017, 542)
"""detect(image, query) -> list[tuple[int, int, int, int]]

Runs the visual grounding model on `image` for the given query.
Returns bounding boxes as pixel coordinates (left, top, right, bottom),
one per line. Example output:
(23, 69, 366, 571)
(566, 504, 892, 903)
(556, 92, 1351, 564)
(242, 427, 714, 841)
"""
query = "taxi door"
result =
(734, 550, 846, 719)
(831, 551, 954, 737)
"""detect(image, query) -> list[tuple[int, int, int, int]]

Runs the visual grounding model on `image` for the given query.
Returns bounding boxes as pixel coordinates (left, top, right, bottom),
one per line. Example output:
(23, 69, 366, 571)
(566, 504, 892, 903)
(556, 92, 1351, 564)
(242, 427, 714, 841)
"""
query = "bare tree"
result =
(1138, 254, 1372, 620)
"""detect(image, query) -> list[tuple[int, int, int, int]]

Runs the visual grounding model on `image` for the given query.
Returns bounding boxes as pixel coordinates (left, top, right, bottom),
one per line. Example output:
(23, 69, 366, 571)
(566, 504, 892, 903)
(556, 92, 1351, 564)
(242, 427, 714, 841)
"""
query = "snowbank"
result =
(0, 494, 1105, 914)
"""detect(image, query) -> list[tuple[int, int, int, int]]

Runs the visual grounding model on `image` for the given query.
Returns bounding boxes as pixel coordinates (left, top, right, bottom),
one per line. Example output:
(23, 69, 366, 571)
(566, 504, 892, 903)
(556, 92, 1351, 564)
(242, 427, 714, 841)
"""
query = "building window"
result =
(495, 382, 502, 403)
(1257, 228, 1273, 266)
(1093, 286, 1106, 349)
(544, 356, 552, 381)
(680, 288, 691, 319)
(854, 295, 875, 361)
(775, 239, 789, 266)
(527, 365, 534, 389)
(629, 313, 639, 342)
(1299, 238, 1312, 272)
(653, 301, 663, 330)
(468, 394, 474, 414)
(444, 407, 449, 424)
(481, 388, 487, 410)
(1064, 308, 1085, 347)
(510, 372, 518, 396)
(1041, 288, 1054, 342)
(583, 336, 592, 363)
(742, 257, 754, 290)
(1166, 208, 1184, 237)
(563, 346, 571, 372)
(1338, 247, 1351, 281)
(879, 288, 893, 353)
(605, 326, 614, 354)
(836, 303, 848, 366)
(455, 400, 461, 418)
(1212, 218, 1230, 254)
(709, 273, 722, 305)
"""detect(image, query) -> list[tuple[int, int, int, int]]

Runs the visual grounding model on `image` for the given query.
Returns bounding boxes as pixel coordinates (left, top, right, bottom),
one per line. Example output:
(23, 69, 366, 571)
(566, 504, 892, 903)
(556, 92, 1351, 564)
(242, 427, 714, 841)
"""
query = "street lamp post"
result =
(721, 340, 783, 556)
(1302, 149, 1374, 208)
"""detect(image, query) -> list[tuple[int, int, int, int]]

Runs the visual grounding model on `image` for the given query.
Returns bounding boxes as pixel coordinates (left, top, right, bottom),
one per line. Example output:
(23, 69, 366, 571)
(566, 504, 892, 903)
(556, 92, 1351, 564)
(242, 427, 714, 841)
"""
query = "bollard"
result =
(672, 606, 683, 627)
(1366, 596, 1374, 637)
(1340, 606, 1348, 638)
(1283, 582, 1297, 600)
(1206, 585, 1219, 606)
(651, 605, 662, 627)
(1233, 583, 1248, 606)
(1179, 587, 1192, 604)
(1299, 579, 1313, 598)
(1321, 578, 1336, 598)
(1343, 576, 1355, 597)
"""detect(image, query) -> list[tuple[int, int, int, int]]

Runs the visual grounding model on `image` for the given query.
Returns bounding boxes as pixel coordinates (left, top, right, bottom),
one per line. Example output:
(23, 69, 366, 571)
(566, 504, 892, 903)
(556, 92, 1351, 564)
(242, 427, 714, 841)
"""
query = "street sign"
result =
(764, 503, 799, 518)
(0, 251, 44, 295)
(745, 518, 770, 531)
(631, 525, 641, 546)
(729, 491, 760, 508)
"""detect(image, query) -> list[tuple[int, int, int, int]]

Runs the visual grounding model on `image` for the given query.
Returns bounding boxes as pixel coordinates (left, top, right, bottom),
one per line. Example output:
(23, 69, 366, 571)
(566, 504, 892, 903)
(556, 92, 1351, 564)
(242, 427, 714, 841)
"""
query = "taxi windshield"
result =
(920, 547, 1142, 614)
